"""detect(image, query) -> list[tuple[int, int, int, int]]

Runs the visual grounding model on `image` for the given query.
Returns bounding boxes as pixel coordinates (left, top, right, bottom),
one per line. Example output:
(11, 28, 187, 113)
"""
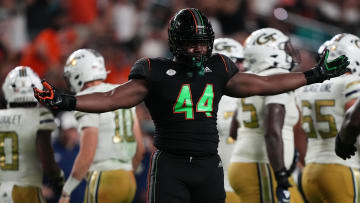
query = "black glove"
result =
(335, 134, 357, 160)
(48, 170, 65, 196)
(33, 80, 76, 111)
(275, 168, 292, 203)
(304, 49, 350, 84)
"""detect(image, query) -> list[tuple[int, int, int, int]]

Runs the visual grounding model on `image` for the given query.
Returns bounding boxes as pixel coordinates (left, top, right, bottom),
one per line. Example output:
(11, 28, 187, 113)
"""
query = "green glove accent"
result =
(304, 49, 350, 84)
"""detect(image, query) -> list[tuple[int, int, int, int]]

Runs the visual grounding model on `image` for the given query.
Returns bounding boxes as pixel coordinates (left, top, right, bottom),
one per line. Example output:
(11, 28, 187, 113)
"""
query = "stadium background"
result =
(0, 0, 359, 202)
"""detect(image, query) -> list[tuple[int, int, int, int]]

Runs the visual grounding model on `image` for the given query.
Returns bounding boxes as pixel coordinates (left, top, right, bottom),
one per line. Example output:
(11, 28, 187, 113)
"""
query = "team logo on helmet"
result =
(214, 42, 237, 53)
(256, 33, 277, 45)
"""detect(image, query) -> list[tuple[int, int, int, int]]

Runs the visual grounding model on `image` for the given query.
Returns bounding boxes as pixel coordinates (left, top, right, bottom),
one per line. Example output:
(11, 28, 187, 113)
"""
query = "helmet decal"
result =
(255, 33, 277, 45)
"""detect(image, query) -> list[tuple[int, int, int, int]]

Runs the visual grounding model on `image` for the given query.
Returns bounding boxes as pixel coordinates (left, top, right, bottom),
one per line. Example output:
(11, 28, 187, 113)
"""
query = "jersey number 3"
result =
(173, 84, 214, 119)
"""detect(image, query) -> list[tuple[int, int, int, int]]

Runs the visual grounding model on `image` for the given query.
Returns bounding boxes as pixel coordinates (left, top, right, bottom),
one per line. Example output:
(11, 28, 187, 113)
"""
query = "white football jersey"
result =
(0, 107, 56, 187)
(296, 73, 360, 168)
(230, 68, 299, 169)
(75, 83, 137, 171)
(217, 95, 238, 192)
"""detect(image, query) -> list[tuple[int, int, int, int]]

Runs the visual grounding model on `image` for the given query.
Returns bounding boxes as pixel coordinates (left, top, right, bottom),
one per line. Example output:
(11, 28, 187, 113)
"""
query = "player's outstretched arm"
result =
(33, 79, 148, 113)
(224, 49, 350, 98)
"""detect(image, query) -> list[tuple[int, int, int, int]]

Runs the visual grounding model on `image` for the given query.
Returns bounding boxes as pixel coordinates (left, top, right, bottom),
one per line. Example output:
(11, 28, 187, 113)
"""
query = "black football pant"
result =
(147, 150, 225, 203)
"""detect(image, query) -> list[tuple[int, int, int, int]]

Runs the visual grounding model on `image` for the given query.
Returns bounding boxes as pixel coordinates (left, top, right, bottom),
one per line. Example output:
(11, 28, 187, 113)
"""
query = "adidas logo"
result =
(204, 67, 212, 73)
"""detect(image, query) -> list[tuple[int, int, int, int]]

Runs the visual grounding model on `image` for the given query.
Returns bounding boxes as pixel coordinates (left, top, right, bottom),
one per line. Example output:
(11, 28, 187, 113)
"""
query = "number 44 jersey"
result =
(128, 54, 238, 156)
(0, 107, 56, 187)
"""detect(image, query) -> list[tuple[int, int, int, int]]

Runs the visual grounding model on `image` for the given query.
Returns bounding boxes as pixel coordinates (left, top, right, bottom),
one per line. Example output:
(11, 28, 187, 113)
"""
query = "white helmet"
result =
(63, 49, 107, 93)
(2, 66, 42, 106)
(323, 33, 360, 74)
(243, 28, 298, 73)
(317, 40, 332, 56)
(213, 38, 244, 63)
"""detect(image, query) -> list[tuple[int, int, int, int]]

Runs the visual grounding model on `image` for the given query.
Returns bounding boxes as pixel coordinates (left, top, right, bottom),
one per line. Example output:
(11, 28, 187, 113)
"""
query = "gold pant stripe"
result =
(257, 163, 275, 203)
(85, 171, 101, 203)
(351, 168, 360, 203)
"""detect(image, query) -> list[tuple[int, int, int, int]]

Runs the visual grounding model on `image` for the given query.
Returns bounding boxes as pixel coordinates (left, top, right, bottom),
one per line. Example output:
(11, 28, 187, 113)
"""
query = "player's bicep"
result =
(224, 72, 267, 97)
(79, 127, 98, 160)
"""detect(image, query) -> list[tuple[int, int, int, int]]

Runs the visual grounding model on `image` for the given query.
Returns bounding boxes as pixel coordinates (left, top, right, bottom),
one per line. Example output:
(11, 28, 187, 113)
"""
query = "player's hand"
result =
(49, 170, 65, 196)
(304, 49, 350, 84)
(335, 134, 357, 160)
(275, 168, 292, 203)
(33, 80, 76, 111)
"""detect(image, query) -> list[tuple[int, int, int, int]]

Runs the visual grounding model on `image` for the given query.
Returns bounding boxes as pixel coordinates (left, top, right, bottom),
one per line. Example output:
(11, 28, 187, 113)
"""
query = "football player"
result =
(213, 37, 244, 203)
(0, 66, 63, 203)
(34, 8, 350, 203)
(58, 49, 143, 203)
(228, 28, 304, 203)
(298, 33, 360, 202)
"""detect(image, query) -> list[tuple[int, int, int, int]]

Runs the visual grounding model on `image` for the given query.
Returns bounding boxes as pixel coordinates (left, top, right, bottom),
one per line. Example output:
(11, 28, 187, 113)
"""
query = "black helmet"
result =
(168, 8, 215, 69)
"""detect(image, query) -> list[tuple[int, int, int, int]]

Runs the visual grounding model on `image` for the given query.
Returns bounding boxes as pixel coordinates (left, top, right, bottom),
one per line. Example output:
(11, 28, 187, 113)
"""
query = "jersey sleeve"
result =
(38, 107, 57, 131)
(217, 54, 239, 80)
(264, 92, 291, 106)
(74, 111, 100, 129)
(128, 57, 151, 81)
(344, 75, 360, 103)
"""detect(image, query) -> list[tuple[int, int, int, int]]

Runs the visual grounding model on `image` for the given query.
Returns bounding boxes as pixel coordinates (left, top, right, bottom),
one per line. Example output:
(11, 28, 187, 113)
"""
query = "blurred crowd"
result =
(0, 0, 359, 202)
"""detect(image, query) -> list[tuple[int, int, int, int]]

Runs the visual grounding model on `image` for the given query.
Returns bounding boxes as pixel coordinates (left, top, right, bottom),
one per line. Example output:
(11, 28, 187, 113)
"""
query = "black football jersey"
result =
(129, 54, 238, 156)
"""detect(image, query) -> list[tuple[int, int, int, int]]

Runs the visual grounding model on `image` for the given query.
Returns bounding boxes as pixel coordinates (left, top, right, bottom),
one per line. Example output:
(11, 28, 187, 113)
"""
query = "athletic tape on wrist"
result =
(62, 176, 81, 195)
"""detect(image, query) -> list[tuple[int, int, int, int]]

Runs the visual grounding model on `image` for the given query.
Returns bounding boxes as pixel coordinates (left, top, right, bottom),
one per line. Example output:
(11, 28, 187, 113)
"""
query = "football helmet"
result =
(243, 28, 299, 73)
(2, 66, 42, 105)
(63, 49, 107, 93)
(212, 38, 244, 63)
(168, 8, 215, 69)
(324, 33, 360, 74)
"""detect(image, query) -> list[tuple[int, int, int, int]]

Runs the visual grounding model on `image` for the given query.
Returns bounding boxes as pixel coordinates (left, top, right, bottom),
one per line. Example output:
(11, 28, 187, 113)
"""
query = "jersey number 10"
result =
(173, 84, 214, 119)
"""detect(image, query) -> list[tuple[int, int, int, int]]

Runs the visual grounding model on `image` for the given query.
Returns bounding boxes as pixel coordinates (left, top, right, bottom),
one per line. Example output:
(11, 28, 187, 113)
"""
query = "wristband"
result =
(62, 176, 81, 196)
(303, 68, 323, 85)
(62, 94, 77, 111)
(274, 168, 291, 188)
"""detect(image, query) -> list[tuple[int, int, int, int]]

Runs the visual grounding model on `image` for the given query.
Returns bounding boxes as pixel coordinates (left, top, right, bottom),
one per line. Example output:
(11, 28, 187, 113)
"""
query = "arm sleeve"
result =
(38, 108, 57, 130)
(128, 58, 151, 81)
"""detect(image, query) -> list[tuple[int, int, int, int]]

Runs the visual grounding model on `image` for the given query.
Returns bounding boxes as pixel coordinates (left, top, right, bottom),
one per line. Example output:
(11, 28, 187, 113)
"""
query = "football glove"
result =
(275, 168, 291, 203)
(33, 80, 76, 111)
(335, 134, 357, 160)
(304, 49, 350, 84)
